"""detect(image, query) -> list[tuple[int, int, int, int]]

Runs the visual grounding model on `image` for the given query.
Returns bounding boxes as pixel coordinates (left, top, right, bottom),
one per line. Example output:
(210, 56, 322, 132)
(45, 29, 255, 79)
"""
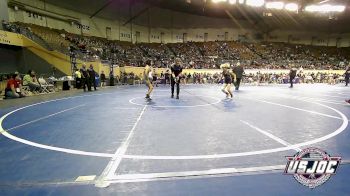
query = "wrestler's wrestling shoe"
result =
(145, 94, 152, 100)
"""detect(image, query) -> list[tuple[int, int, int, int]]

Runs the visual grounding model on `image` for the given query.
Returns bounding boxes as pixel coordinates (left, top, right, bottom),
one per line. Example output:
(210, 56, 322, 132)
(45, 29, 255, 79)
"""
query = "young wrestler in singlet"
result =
(144, 60, 153, 100)
(221, 63, 236, 98)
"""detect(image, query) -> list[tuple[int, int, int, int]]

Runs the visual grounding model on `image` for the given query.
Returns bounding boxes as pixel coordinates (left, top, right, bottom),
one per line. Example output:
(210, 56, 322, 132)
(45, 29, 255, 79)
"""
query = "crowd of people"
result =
(2, 65, 105, 99)
(3, 70, 55, 99)
(127, 64, 348, 87)
(242, 71, 345, 85)
(3, 22, 349, 71)
(2, 21, 54, 50)
(2, 21, 350, 99)
(246, 43, 350, 70)
(2, 64, 350, 100)
(2, 20, 34, 40)
(63, 38, 350, 70)
(160, 71, 346, 86)
(74, 64, 99, 92)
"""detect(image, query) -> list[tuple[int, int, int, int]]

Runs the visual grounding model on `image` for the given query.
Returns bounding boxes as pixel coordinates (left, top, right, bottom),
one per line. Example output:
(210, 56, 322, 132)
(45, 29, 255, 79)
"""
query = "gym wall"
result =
(6, 0, 350, 46)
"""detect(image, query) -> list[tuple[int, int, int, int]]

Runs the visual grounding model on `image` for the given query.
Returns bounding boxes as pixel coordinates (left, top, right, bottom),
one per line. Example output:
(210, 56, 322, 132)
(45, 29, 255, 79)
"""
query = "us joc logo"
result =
(284, 147, 341, 189)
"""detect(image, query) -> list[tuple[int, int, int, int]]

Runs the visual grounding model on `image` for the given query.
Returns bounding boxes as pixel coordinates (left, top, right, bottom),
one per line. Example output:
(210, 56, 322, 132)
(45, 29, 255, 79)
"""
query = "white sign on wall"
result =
(80, 19, 90, 34)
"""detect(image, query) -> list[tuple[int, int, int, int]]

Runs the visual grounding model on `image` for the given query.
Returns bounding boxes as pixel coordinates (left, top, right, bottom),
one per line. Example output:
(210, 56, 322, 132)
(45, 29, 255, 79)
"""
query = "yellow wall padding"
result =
(0, 30, 24, 46)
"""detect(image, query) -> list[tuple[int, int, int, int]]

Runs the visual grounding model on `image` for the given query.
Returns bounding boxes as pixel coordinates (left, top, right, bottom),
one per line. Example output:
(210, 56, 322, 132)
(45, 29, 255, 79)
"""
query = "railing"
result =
(15, 26, 54, 51)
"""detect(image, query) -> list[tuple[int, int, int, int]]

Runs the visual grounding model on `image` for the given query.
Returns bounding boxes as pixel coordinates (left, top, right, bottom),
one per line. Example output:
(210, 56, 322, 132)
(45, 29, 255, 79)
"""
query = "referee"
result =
(289, 64, 297, 88)
(232, 62, 244, 91)
(171, 58, 183, 99)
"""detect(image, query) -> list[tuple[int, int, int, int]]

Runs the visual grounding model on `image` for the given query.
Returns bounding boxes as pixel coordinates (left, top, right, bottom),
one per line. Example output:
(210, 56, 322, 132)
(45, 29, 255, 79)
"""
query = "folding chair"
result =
(38, 78, 55, 93)
(21, 85, 31, 94)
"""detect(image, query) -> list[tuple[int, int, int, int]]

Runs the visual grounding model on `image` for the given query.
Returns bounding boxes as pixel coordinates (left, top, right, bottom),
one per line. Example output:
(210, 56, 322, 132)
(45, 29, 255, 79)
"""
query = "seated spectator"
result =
(100, 71, 106, 87)
(23, 70, 41, 92)
(5, 73, 25, 99)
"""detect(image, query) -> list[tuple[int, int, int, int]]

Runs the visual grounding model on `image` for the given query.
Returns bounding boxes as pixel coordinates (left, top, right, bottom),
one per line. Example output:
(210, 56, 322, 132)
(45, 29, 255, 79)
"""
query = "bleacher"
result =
(2, 22, 349, 70)
(18, 23, 71, 53)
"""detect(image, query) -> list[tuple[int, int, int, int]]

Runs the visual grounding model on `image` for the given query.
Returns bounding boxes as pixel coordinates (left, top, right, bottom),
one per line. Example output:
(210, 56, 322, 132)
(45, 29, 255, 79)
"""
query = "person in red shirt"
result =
(5, 73, 24, 98)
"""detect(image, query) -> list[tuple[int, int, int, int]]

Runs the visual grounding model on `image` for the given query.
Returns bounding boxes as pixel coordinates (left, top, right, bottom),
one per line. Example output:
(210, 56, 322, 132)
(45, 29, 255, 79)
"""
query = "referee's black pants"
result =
(290, 76, 295, 88)
(235, 78, 242, 90)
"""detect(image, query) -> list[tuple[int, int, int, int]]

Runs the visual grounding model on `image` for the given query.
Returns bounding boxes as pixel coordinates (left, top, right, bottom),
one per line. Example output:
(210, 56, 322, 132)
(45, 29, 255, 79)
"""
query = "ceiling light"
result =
(305, 4, 345, 13)
(332, 5, 346, 12)
(246, 0, 265, 7)
(229, 0, 237, 4)
(212, 0, 227, 3)
(266, 2, 284, 10)
(284, 3, 298, 12)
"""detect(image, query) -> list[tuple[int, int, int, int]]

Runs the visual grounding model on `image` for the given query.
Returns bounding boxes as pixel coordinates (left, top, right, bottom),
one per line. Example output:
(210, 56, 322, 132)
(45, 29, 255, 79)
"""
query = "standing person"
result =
(232, 62, 244, 91)
(344, 66, 350, 86)
(187, 73, 192, 84)
(143, 60, 153, 100)
(80, 64, 90, 92)
(164, 69, 170, 85)
(221, 63, 236, 98)
(100, 71, 106, 87)
(289, 64, 297, 88)
(109, 70, 115, 86)
(5, 73, 25, 98)
(171, 58, 183, 99)
(88, 64, 97, 91)
(152, 69, 158, 87)
(75, 69, 82, 89)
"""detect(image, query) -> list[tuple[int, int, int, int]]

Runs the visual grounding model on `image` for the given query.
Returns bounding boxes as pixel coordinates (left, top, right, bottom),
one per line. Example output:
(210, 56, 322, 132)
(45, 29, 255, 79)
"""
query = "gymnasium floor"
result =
(0, 84, 349, 195)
